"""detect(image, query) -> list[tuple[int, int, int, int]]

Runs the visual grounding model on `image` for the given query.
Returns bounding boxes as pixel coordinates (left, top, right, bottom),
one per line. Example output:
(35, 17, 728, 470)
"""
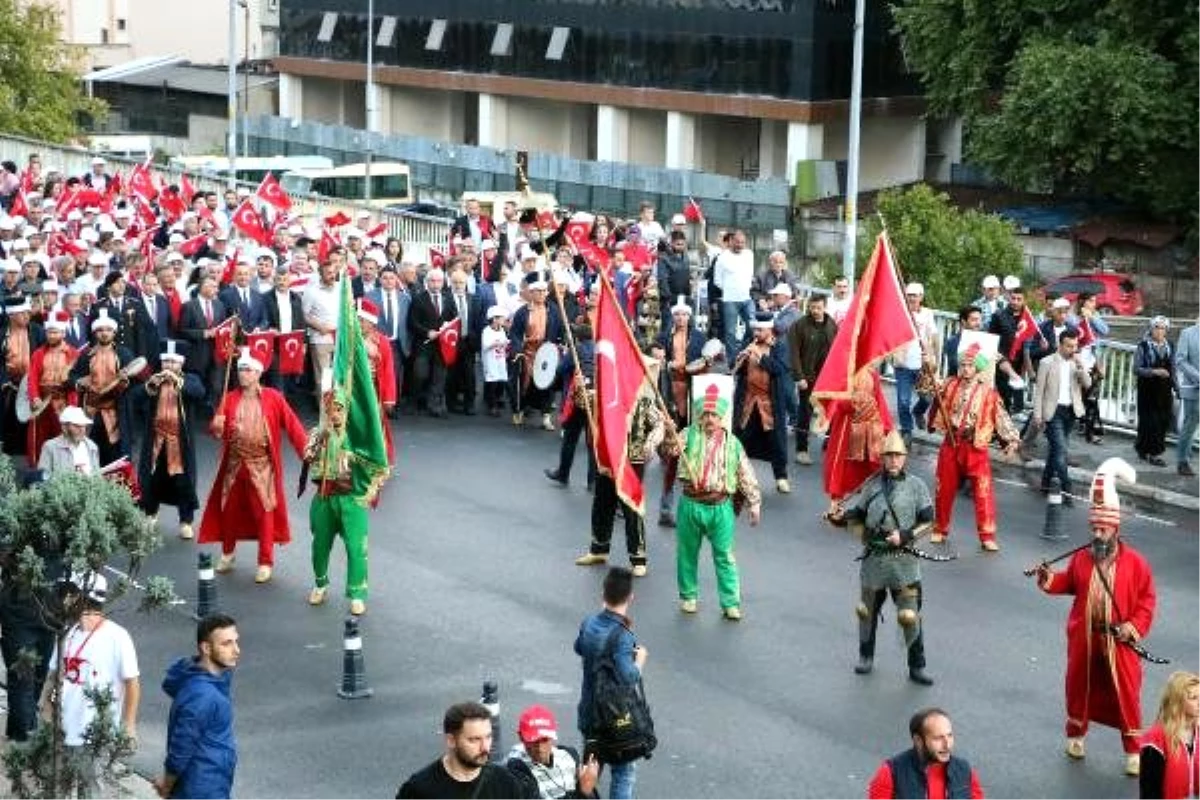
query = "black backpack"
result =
(585, 626, 657, 764)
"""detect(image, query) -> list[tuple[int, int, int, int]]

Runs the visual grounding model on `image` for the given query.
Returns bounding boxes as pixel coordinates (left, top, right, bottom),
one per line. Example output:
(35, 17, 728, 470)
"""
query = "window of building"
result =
(546, 27, 570, 60)
(490, 23, 514, 57)
(116, 18, 127, 31)
(425, 19, 447, 51)
(377, 16, 397, 47)
(316, 12, 338, 43)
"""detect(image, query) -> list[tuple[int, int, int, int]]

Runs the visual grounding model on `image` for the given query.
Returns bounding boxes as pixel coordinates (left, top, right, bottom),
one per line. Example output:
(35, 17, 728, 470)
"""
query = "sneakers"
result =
(254, 565, 273, 583)
(215, 554, 235, 573)
(775, 478, 791, 494)
(1124, 753, 1140, 776)
(980, 539, 1000, 553)
(512, 411, 525, 427)
(308, 586, 328, 606)
(679, 599, 698, 614)
(542, 413, 554, 431)
(1065, 737, 1086, 760)
(631, 564, 648, 578)
(349, 599, 366, 616)
(178, 523, 194, 540)
(574, 552, 608, 566)
(929, 533, 946, 545)
(908, 668, 934, 686)
(795, 451, 812, 465)
(722, 607, 742, 621)
(854, 657, 873, 675)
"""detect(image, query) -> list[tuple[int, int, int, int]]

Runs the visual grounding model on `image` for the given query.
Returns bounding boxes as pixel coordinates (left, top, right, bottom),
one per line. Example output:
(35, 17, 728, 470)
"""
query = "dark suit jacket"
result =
(179, 296, 227, 375)
(90, 296, 158, 364)
(447, 291, 484, 351)
(449, 214, 495, 245)
(407, 288, 458, 350)
(262, 290, 306, 334)
(141, 293, 172, 340)
(368, 287, 412, 357)
(64, 312, 90, 349)
(351, 276, 380, 300)
(218, 285, 266, 330)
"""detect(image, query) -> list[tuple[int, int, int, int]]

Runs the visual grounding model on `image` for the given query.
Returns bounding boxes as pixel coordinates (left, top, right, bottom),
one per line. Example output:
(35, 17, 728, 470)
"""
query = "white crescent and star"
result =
(595, 339, 620, 409)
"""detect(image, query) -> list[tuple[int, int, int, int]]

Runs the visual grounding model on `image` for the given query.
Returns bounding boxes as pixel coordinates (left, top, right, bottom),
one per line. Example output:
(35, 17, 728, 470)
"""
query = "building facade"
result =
(274, 0, 959, 190)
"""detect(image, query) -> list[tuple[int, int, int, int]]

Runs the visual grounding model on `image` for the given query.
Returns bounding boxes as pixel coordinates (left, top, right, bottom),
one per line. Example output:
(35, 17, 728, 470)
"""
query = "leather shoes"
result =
(1180, 463, 1196, 476)
(908, 668, 934, 686)
(854, 657, 873, 675)
(574, 552, 608, 566)
(544, 468, 568, 486)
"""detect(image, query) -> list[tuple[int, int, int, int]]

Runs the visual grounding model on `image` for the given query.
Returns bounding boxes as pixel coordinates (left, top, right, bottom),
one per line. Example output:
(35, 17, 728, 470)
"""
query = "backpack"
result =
(585, 626, 657, 764)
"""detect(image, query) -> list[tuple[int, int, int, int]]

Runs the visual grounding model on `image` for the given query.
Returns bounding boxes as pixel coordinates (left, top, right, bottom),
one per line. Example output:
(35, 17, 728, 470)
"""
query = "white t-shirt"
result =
(901, 307, 938, 370)
(481, 326, 509, 383)
(71, 441, 94, 474)
(713, 248, 755, 303)
(52, 619, 139, 746)
(303, 281, 340, 344)
(1057, 358, 1073, 406)
(827, 294, 852, 324)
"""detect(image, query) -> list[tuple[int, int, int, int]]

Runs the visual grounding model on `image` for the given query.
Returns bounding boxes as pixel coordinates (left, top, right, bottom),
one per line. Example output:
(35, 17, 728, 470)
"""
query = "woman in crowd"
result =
(1139, 671, 1199, 799)
(1134, 316, 1176, 466)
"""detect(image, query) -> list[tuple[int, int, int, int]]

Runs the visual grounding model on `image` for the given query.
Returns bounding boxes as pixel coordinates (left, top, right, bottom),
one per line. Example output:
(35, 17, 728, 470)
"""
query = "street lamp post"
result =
(364, 0, 375, 203)
(226, 0, 238, 191)
(840, 0, 865, 283)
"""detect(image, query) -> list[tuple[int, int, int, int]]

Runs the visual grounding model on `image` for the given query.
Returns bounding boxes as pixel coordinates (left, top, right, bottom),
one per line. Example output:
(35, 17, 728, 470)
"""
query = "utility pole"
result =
(226, 0, 238, 191)
(364, 0, 375, 203)
(840, 0, 865, 283)
(243, 0, 250, 158)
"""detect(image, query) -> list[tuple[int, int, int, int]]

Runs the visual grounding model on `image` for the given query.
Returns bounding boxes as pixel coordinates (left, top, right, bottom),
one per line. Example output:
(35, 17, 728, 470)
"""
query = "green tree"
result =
(860, 183, 1027, 309)
(0, 459, 175, 798)
(0, 0, 105, 142)
(891, 0, 1199, 227)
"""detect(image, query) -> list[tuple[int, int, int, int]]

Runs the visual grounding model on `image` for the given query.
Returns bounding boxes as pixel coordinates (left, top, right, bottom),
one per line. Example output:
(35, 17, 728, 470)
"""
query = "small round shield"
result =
(532, 342, 560, 390)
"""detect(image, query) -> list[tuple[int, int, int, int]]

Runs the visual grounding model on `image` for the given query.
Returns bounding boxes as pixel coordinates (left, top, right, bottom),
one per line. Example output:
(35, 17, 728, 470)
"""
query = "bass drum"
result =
(532, 342, 561, 390)
(14, 374, 32, 423)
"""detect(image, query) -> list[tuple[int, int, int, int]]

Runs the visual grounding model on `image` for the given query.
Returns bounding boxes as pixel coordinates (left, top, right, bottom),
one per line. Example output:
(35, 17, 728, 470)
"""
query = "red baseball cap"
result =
(517, 705, 558, 743)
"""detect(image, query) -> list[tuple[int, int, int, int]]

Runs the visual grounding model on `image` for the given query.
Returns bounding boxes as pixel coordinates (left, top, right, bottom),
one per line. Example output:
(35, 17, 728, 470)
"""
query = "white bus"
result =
(166, 155, 333, 185)
(280, 162, 414, 207)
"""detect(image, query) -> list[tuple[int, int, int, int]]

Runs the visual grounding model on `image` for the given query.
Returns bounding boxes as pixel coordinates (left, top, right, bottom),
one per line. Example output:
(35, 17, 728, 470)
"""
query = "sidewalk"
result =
(0, 717, 159, 799)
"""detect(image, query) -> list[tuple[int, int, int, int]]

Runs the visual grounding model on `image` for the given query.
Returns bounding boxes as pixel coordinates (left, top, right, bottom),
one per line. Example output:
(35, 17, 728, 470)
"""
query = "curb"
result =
(908, 431, 1200, 512)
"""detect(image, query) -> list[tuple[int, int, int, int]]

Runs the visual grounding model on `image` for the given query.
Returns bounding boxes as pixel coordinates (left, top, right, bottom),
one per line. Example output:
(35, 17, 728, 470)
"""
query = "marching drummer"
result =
(0, 295, 43, 461)
(509, 270, 564, 431)
(68, 308, 141, 467)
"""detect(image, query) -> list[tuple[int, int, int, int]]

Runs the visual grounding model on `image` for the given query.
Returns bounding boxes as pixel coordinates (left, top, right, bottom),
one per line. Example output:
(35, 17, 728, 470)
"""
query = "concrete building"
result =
(45, 0, 280, 70)
(272, 0, 960, 192)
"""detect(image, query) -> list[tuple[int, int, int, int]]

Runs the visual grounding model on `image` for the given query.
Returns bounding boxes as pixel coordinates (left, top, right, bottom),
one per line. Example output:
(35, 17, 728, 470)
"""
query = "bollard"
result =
(1041, 478, 1068, 541)
(337, 617, 374, 699)
(481, 680, 500, 761)
(196, 552, 217, 618)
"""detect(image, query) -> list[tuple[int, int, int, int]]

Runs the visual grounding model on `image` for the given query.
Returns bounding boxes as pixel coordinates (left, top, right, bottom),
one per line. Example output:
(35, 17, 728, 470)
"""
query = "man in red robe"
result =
(357, 298, 397, 464)
(199, 346, 307, 583)
(927, 343, 1019, 552)
(1035, 457, 1157, 777)
(26, 310, 78, 465)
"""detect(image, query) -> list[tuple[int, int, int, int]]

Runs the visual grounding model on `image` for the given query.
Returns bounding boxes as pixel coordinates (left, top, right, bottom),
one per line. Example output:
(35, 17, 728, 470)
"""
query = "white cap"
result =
(671, 213, 687, 225)
(168, 233, 185, 244)
(520, 244, 538, 261)
(362, 249, 385, 264)
(87, 251, 109, 267)
(22, 252, 41, 265)
(5, 299, 31, 314)
(41, 280, 59, 293)
(982, 275, 1000, 289)
(113, 206, 132, 219)
(768, 283, 793, 297)
(479, 238, 497, 251)
(161, 339, 186, 363)
(671, 295, 693, 315)
(551, 268, 569, 286)
(1003, 275, 1021, 291)
(236, 346, 264, 372)
(0, 217, 14, 231)
(165, 251, 185, 263)
(905, 282, 924, 296)
(80, 228, 99, 244)
(91, 156, 106, 166)
(1051, 297, 1071, 310)
(60, 405, 93, 426)
(11, 238, 28, 250)
(253, 247, 277, 263)
(487, 305, 507, 320)
(91, 308, 117, 331)
(21, 225, 39, 238)
(65, 570, 107, 603)
(344, 227, 364, 240)
(2, 258, 20, 273)
(355, 210, 371, 219)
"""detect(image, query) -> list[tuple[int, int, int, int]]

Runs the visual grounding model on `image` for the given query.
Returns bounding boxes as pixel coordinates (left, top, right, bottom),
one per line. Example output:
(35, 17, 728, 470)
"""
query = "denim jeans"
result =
(721, 299, 754, 365)
(1178, 397, 1198, 466)
(607, 760, 638, 800)
(893, 366, 921, 434)
(1042, 404, 1075, 492)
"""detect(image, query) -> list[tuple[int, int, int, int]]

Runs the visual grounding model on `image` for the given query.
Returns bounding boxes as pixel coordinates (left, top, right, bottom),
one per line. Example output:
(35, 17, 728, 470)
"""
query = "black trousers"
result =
(413, 343, 448, 414)
(555, 407, 596, 484)
(590, 466, 647, 565)
(859, 581, 925, 670)
(446, 349, 477, 412)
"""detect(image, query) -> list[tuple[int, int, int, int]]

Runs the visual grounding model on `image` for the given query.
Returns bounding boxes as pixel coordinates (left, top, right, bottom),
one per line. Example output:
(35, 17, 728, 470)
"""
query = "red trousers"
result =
(934, 440, 997, 542)
(219, 475, 278, 566)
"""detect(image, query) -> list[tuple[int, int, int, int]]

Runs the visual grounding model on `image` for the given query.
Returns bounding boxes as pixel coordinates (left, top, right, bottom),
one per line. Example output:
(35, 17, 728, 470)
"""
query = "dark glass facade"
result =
(279, 0, 918, 102)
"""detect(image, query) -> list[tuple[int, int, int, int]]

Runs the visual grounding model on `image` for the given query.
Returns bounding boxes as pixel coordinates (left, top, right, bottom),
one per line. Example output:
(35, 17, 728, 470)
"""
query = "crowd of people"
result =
(0, 151, 1196, 799)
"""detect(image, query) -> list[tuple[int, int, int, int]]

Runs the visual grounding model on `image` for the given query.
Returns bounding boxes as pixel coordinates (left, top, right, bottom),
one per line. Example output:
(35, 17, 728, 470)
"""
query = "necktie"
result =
(242, 288, 249, 307)
(204, 300, 212, 326)
(457, 294, 466, 330)
(147, 297, 155, 319)
(434, 293, 441, 317)
(386, 293, 396, 339)
(70, 318, 77, 340)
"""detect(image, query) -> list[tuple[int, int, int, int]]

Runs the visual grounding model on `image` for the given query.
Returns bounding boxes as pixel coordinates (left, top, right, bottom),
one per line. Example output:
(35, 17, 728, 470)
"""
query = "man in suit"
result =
(445, 268, 482, 415)
(251, 248, 278, 296)
(351, 250, 382, 300)
(218, 261, 266, 331)
(261, 268, 306, 392)
(449, 199, 495, 251)
(1175, 321, 1200, 476)
(406, 267, 457, 418)
(60, 292, 90, 349)
(1032, 328, 1090, 497)
(178, 275, 228, 412)
(367, 264, 411, 416)
(1029, 297, 1079, 374)
(139, 271, 172, 341)
(90, 272, 158, 365)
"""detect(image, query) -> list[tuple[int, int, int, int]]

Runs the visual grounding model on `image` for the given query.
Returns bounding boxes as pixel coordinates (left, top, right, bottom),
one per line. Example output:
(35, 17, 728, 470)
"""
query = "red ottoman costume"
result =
(821, 369, 891, 522)
(1037, 457, 1157, 775)
(199, 348, 307, 571)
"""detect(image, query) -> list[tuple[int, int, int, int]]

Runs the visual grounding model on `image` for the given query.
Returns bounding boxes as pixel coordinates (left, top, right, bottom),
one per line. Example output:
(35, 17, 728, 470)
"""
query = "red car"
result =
(1036, 273, 1144, 316)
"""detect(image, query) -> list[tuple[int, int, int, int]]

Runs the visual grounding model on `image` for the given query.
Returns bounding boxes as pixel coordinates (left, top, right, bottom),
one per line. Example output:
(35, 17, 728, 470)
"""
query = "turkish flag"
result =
(76, 188, 103, 209)
(1077, 317, 1095, 349)
(256, 172, 292, 212)
(428, 246, 447, 270)
(247, 330, 275, 368)
(19, 169, 34, 193)
(535, 209, 558, 232)
(564, 212, 594, 249)
(277, 329, 307, 375)
(100, 456, 141, 501)
(1009, 305, 1044, 361)
(212, 316, 239, 364)
(812, 232, 918, 420)
(683, 197, 704, 223)
(134, 195, 158, 228)
(221, 248, 240, 285)
(317, 228, 341, 264)
(178, 233, 207, 257)
(9, 190, 28, 219)
(364, 222, 387, 240)
(180, 173, 198, 204)
(140, 228, 159, 262)
(159, 189, 187, 223)
(231, 200, 271, 245)
(594, 271, 651, 513)
(624, 242, 655, 271)
(55, 186, 81, 220)
(196, 203, 218, 229)
(438, 318, 461, 367)
(323, 210, 352, 228)
(128, 158, 157, 201)
(576, 240, 610, 273)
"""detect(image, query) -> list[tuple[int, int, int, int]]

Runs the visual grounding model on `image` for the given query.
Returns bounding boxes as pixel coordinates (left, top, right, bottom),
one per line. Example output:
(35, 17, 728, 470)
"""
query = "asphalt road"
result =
(117, 410, 1198, 799)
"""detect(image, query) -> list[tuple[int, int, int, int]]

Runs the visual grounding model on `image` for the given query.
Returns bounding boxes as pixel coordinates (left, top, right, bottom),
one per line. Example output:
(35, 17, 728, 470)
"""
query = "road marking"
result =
(991, 477, 1177, 527)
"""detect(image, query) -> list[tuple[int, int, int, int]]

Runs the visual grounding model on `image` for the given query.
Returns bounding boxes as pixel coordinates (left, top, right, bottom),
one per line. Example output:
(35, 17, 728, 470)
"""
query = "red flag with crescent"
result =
(317, 228, 341, 264)
(212, 316, 239, 364)
(429, 245, 447, 270)
(564, 212, 594, 249)
(246, 330, 275, 369)
(1009, 305, 1043, 361)
(323, 210, 352, 228)
(594, 271, 650, 514)
(438, 318, 461, 367)
(9, 190, 28, 219)
(128, 158, 157, 201)
(231, 200, 272, 246)
(256, 172, 292, 212)
(180, 172, 198, 204)
(683, 197, 704, 223)
(159, 188, 188, 224)
(277, 329, 307, 375)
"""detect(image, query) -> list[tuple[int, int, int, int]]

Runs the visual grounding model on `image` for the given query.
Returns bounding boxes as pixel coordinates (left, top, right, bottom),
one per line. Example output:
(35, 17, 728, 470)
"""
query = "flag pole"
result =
(552, 288, 597, 443)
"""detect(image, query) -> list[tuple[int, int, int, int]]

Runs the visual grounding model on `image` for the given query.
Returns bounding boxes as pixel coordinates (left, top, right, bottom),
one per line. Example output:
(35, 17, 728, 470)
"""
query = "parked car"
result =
(1035, 273, 1144, 316)
(385, 201, 459, 220)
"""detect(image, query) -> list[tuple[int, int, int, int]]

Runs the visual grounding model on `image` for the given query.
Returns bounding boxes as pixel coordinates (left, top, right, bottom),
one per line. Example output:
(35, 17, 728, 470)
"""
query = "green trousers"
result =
(675, 495, 740, 610)
(310, 494, 369, 600)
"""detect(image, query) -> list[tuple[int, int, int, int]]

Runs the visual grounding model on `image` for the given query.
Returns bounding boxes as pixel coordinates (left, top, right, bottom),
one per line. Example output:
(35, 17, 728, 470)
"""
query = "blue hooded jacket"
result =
(162, 656, 238, 799)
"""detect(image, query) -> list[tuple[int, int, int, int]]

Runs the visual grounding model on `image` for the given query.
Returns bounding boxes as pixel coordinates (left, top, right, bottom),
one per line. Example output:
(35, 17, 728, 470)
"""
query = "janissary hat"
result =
(236, 346, 264, 373)
(691, 380, 731, 420)
(1090, 457, 1135, 532)
(882, 430, 907, 456)
(959, 342, 992, 371)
